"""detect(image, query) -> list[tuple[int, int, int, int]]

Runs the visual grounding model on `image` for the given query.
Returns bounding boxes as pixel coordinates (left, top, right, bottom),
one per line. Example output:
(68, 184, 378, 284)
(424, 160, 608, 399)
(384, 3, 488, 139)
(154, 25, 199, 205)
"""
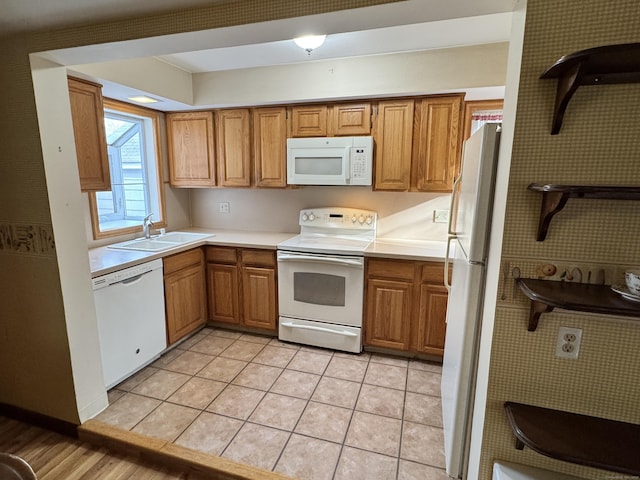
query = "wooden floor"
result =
(0, 416, 203, 479)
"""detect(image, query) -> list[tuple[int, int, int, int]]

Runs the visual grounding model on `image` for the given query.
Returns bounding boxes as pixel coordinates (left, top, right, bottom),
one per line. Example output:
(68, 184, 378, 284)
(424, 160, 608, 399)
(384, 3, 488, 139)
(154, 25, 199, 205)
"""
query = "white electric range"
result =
(277, 207, 377, 353)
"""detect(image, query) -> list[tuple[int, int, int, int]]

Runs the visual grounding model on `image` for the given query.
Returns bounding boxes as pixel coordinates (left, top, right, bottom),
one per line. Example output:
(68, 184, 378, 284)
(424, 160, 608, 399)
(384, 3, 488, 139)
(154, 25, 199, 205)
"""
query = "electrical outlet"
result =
(433, 209, 449, 223)
(555, 326, 582, 359)
(219, 202, 230, 214)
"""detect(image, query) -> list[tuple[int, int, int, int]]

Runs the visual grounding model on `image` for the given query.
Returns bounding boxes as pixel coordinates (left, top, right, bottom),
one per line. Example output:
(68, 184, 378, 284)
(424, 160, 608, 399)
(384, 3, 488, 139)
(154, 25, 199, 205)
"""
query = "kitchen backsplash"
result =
(190, 186, 451, 241)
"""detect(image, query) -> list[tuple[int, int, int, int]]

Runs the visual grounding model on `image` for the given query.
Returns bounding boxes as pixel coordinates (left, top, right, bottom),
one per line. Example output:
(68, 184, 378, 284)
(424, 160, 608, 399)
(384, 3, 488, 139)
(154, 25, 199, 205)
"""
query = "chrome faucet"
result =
(142, 213, 154, 239)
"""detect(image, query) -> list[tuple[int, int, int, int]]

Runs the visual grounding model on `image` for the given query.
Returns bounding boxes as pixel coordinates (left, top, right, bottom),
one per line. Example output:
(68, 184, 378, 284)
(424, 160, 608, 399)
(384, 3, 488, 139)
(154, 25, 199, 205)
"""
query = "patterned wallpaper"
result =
(479, 0, 640, 478)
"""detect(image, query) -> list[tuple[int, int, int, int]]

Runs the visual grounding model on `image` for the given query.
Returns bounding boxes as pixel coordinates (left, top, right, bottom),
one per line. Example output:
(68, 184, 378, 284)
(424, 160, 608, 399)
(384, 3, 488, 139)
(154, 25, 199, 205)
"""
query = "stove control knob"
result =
(308, 213, 315, 221)
(358, 215, 365, 224)
(351, 215, 357, 223)
(302, 213, 308, 221)
(366, 216, 373, 225)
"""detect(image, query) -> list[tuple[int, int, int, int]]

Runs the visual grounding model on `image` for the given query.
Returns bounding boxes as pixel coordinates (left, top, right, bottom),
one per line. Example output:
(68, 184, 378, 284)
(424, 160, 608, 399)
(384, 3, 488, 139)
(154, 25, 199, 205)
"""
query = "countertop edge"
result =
(89, 230, 448, 277)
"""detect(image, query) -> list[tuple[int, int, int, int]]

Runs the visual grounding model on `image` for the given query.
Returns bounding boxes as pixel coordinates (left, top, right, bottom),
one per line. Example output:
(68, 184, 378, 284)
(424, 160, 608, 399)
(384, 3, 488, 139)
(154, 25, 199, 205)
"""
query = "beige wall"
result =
(477, 0, 640, 478)
(0, 0, 406, 424)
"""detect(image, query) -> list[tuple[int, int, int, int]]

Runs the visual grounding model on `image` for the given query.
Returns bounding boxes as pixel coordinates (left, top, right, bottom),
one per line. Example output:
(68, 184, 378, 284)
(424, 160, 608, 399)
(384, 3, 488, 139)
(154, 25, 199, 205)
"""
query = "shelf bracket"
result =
(536, 191, 569, 241)
(528, 300, 554, 332)
(550, 62, 585, 135)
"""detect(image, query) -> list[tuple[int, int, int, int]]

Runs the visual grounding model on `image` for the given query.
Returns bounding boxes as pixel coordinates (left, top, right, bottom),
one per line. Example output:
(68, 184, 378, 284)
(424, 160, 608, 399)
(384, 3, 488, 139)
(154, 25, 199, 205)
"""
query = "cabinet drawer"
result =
(163, 248, 203, 275)
(241, 249, 275, 267)
(367, 258, 415, 280)
(420, 262, 446, 283)
(205, 246, 237, 264)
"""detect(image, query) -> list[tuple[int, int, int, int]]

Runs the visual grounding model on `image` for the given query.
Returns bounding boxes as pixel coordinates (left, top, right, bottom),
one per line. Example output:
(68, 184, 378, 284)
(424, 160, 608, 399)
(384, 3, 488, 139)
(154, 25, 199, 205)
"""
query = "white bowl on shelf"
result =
(625, 270, 640, 296)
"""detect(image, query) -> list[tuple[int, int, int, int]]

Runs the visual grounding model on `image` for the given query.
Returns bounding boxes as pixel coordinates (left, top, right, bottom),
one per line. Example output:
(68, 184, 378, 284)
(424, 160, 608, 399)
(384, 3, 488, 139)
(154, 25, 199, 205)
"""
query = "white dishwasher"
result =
(92, 258, 167, 389)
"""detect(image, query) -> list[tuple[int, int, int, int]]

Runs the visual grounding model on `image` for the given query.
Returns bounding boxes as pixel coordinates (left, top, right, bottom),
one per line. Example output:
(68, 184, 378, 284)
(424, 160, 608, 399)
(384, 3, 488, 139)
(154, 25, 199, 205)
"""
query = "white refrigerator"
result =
(441, 123, 501, 478)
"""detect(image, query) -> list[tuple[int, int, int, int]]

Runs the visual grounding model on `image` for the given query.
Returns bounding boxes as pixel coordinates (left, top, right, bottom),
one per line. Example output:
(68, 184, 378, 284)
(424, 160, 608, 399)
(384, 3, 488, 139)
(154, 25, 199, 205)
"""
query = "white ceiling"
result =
(157, 13, 512, 74)
(23, 1, 516, 110)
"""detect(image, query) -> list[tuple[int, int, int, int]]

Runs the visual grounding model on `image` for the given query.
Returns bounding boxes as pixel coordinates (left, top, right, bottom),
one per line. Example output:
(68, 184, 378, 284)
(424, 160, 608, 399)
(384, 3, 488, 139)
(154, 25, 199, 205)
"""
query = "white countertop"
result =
(89, 229, 449, 277)
(89, 229, 296, 277)
(365, 238, 450, 262)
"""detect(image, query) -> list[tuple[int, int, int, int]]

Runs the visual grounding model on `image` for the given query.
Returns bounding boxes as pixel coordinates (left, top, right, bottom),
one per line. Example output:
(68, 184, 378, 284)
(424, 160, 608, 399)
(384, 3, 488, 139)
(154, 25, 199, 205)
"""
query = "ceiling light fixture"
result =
(127, 95, 160, 104)
(293, 34, 327, 55)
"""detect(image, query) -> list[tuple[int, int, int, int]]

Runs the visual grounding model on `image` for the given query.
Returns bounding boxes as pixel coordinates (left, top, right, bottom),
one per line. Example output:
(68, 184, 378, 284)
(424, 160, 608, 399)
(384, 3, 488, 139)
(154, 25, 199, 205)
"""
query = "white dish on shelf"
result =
(611, 284, 640, 302)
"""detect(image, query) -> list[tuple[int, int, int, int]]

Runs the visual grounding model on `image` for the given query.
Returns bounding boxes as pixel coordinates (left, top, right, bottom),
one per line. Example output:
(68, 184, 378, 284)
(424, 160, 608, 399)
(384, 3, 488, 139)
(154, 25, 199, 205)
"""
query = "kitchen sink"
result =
(107, 232, 214, 252)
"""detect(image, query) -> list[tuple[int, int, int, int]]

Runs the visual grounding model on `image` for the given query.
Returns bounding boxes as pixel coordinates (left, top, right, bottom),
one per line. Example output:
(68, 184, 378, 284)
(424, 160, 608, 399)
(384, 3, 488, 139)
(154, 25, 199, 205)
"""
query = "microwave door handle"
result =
(345, 146, 351, 182)
(277, 253, 363, 267)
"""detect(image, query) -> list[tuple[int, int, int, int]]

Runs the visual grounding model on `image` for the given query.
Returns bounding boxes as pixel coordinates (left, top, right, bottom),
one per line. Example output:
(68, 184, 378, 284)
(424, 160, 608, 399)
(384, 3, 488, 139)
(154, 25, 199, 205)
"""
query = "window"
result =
(89, 99, 166, 239)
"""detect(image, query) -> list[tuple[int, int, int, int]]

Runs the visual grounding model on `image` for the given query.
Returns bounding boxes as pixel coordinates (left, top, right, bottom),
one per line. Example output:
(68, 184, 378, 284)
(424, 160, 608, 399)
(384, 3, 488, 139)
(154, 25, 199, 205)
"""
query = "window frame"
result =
(89, 99, 167, 240)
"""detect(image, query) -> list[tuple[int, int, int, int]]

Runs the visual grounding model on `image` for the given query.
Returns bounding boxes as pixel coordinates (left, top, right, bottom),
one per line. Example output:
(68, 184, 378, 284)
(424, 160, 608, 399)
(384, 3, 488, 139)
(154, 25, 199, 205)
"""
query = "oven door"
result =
(277, 250, 364, 327)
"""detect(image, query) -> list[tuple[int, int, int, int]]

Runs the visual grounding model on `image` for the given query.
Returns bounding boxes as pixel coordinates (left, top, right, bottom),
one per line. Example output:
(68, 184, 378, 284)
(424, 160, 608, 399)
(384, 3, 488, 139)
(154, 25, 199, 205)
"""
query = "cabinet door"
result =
(207, 263, 240, 325)
(164, 252, 207, 345)
(68, 77, 110, 192)
(411, 95, 463, 192)
(364, 278, 412, 350)
(241, 266, 277, 331)
(291, 105, 327, 137)
(166, 111, 216, 187)
(330, 103, 371, 136)
(216, 109, 251, 187)
(413, 283, 448, 356)
(252, 107, 287, 188)
(373, 100, 414, 191)
(412, 263, 449, 357)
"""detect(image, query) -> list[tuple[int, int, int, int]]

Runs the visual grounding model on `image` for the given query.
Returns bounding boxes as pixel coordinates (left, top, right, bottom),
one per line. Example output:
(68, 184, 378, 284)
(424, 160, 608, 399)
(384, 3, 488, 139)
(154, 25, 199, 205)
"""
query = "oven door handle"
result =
(280, 321, 358, 337)
(277, 253, 363, 267)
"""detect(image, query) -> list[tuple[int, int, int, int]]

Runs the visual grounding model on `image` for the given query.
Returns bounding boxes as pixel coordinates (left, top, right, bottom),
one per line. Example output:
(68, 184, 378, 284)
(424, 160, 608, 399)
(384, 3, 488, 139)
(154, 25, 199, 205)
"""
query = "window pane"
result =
(91, 102, 164, 237)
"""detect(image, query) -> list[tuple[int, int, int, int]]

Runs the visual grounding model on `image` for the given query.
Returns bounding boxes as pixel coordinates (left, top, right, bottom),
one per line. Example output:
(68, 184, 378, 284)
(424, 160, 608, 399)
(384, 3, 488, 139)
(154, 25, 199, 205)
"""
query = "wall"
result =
(477, 1, 640, 478)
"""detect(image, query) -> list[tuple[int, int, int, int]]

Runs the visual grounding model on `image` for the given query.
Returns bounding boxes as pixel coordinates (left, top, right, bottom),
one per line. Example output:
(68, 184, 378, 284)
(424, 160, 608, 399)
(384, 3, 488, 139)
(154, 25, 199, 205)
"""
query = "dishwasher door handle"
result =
(111, 269, 153, 286)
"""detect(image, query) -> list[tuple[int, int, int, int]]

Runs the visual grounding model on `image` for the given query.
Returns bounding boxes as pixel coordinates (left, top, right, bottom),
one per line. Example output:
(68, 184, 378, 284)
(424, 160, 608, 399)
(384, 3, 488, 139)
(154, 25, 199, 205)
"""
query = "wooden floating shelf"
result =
(516, 278, 640, 331)
(504, 402, 640, 476)
(540, 43, 640, 134)
(528, 184, 640, 241)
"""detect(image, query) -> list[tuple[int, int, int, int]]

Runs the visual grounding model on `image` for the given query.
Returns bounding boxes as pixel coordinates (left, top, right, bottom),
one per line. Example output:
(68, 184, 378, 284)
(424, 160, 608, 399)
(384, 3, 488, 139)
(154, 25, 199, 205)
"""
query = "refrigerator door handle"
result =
(444, 235, 455, 294)
(448, 174, 462, 236)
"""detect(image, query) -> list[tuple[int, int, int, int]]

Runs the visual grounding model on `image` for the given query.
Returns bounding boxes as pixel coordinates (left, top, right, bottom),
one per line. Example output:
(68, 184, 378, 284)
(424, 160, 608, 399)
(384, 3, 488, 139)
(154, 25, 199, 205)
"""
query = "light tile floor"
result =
(96, 327, 448, 480)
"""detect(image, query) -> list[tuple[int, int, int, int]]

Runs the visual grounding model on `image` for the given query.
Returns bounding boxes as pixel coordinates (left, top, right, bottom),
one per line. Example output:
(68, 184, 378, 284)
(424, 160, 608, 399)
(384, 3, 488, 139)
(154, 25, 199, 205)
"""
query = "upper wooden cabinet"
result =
(373, 100, 415, 190)
(331, 103, 372, 136)
(291, 105, 327, 137)
(252, 107, 287, 188)
(215, 109, 251, 187)
(374, 95, 464, 192)
(290, 103, 372, 137)
(166, 111, 216, 187)
(67, 77, 110, 192)
(411, 94, 464, 192)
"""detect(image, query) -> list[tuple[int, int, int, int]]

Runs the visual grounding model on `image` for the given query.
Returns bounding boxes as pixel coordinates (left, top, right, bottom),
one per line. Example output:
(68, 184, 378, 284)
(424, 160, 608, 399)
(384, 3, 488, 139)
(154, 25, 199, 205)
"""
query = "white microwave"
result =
(286, 136, 373, 186)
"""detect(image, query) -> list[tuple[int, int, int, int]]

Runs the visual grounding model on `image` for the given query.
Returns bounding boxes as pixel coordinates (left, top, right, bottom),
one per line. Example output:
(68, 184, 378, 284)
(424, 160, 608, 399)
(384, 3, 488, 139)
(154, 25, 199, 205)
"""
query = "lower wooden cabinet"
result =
(206, 246, 278, 333)
(163, 248, 207, 345)
(364, 258, 449, 357)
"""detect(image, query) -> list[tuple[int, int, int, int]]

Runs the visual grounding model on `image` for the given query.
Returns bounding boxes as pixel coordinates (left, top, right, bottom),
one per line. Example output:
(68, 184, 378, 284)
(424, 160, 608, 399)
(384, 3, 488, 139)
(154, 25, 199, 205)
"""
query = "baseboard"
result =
(0, 402, 78, 438)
